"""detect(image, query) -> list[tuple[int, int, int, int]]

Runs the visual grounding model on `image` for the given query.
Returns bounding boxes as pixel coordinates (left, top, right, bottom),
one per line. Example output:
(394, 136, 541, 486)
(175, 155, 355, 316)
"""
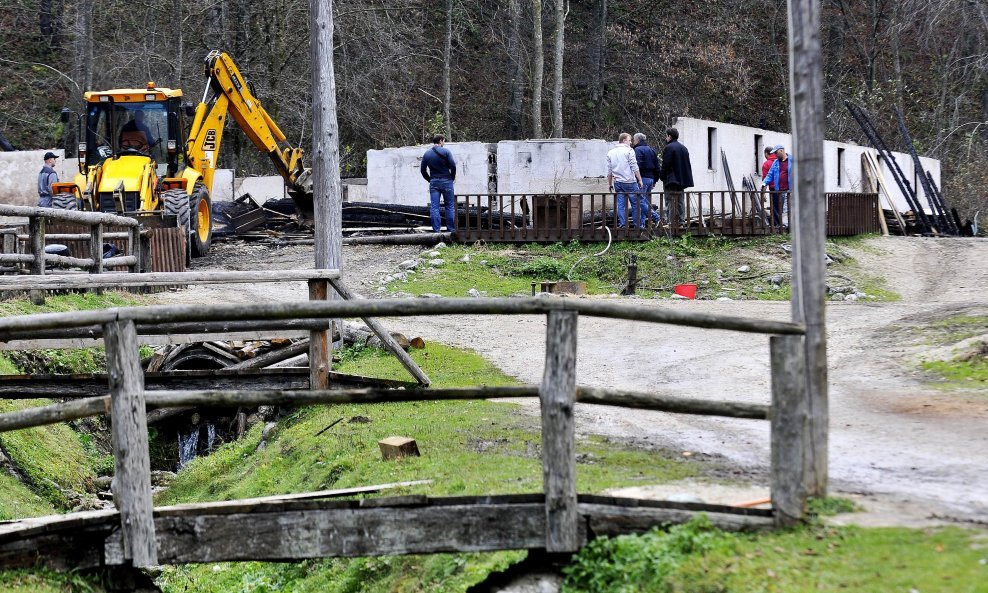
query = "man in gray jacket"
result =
(37, 152, 59, 208)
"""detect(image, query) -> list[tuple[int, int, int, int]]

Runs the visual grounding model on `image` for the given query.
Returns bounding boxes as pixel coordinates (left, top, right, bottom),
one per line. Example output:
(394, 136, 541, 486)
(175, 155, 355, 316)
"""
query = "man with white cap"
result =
(37, 151, 59, 208)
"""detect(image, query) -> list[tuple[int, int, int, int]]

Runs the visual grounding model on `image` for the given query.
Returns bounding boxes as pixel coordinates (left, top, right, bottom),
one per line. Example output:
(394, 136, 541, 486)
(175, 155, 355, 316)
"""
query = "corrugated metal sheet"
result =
(150, 227, 187, 273)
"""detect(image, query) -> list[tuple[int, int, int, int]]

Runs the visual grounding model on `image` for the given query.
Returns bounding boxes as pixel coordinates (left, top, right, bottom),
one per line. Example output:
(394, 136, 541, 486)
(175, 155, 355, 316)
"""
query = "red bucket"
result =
(674, 283, 697, 299)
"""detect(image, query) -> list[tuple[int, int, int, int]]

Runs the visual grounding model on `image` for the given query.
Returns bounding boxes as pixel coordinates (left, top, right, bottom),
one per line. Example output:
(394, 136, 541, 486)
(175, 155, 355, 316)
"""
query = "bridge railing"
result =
(0, 296, 811, 567)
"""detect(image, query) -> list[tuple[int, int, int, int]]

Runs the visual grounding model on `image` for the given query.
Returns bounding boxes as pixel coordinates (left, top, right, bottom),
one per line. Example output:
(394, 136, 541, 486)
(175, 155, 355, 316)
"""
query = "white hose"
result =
(567, 226, 612, 280)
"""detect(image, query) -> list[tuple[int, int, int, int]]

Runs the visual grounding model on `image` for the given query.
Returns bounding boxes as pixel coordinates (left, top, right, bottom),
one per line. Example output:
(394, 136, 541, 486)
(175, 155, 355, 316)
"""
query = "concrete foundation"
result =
(0, 149, 73, 206)
(366, 142, 494, 206)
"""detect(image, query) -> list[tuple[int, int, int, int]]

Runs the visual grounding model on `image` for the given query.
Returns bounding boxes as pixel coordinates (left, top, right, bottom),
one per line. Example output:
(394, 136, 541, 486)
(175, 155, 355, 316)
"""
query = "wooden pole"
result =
(328, 279, 430, 386)
(309, 0, 342, 386)
(769, 335, 808, 526)
(540, 310, 578, 552)
(128, 226, 142, 274)
(103, 319, 157, 566)
(28, 216, 46, 305)
(308, 279, 331, 390)
(787, 0, 828, 497)
(89, 223, 104, 275)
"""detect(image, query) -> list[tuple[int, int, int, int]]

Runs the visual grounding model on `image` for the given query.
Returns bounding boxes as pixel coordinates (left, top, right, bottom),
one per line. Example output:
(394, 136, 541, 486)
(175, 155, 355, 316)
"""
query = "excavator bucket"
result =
(288, 169, 315, 222)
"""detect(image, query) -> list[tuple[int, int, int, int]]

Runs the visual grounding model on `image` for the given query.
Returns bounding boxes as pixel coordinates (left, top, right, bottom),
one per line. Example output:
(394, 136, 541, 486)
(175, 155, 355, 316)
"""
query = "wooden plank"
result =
(329, 278, 430, 386)
(0, 297, 806, 336)
(0, 268, 342, 291)
(0, 330, 312, 351)
(540, 310, 578, 552)
(228, 339, 310, 370)
(576, 386, 768, 419)
(89, 223, 103, 275)
(308, 279, 331, 390)
(581, 503, 773, 536)
(770, 335, 808, 527)
(102, 319, 157, 566)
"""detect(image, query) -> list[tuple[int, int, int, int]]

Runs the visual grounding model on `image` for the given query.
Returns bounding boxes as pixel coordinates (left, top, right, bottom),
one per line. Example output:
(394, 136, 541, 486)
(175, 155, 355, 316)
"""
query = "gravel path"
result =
(153, 236, 988, 524)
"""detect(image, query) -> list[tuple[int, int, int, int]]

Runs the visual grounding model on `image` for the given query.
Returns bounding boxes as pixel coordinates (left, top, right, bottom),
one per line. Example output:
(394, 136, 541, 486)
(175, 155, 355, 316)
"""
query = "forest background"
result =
(1, 0, 985, 218)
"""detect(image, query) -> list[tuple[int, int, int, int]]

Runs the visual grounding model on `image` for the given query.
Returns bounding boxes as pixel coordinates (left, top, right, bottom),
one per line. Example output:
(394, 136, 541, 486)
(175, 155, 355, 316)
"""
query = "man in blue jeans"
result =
(420, 134, 457, 233)
(606, 132, 644, 228)
(632, 133, 660, 227)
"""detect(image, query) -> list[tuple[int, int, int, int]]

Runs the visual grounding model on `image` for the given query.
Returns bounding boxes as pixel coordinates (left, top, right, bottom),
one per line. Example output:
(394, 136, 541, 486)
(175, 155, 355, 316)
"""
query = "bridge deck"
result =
(0, 494, 772, 569)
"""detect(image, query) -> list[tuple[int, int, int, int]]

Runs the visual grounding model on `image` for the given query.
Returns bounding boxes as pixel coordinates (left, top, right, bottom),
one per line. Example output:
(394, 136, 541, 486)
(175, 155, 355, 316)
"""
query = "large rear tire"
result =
(52, 193, 79, 210)
(162, 188, 192, 265)
(190, 184, 212, 257)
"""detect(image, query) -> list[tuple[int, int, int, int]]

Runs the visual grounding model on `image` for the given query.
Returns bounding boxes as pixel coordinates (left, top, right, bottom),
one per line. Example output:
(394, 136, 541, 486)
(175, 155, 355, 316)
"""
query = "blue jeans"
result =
(614, 181, 643, 228)
(429, 179, 456, 232)
(639, 178, 657, 227)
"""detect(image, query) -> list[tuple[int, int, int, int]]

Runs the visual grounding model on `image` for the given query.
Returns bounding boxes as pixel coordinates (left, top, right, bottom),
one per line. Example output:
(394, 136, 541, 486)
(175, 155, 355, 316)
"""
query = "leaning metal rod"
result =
(894, 107, 957, 235)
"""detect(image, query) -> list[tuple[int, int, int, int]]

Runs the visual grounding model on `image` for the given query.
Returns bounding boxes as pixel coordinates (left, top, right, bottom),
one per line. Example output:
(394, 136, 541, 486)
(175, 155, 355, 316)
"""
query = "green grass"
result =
(922, 358, 988, 388)
(0, 399, 96, 508)
(562, 516, 988, 593)
(0, 472, 54, 521)
(0, 291, 139, 317)
(0, 569, 100, 593)
(391, 236, 897, 301)
(156, 342, 698, 592)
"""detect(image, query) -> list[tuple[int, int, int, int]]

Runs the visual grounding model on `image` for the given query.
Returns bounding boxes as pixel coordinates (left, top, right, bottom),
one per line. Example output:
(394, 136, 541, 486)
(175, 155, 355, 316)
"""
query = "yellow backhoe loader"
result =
(53, 50, 313, 260)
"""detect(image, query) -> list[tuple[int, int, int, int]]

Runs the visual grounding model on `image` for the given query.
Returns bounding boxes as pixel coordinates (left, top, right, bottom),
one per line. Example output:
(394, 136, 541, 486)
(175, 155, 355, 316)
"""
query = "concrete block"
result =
(366, 142, 493, 207)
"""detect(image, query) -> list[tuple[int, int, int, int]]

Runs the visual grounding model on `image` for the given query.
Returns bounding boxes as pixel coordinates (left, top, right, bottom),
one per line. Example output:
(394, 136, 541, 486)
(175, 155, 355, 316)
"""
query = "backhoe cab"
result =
(54, 51, 314, 262)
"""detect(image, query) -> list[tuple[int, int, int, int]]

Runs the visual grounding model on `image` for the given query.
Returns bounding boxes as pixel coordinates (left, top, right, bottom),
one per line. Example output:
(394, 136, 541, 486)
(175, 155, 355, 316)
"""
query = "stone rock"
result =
(425, 250, 441, 258)
(467, 288, 485, 297)
(666, 255, 676, 261)
(671, 293, 688, 299)
(392, 291, 414, 298)
(258, 405, 276, 420)
(151, 470, 177, 487)
(768, 275, 784, 286)
(753, 286, 765, 293)
(95, 475, 114, 490)
(398, 259, 419, 270)
(830, 294, 845, 302)
(714, 269, 724, 276)
(428, 258, 445, 267)
(480, 260, 488, 265)
(381, 275, 395, 284)
(434, 242, 446, 249)
(420, 293, 443, 298)
(459, 254, 470, 262)
(245, 413, 263, 429)
(854, 291, 868, 299)
(736, 265, 750, 273)
(844, 293, 859, 302)
(717, 297, 733, 301)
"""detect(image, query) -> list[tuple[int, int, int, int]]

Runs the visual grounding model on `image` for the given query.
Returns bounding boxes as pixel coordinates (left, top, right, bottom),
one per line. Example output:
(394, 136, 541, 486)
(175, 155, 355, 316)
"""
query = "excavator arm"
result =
(186, 50, 313, 219)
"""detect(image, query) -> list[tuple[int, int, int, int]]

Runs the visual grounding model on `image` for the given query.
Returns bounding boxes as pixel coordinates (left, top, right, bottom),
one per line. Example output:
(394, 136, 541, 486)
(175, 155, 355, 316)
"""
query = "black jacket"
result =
(634, 142, 660, 180)
(659, 140, 694, 189)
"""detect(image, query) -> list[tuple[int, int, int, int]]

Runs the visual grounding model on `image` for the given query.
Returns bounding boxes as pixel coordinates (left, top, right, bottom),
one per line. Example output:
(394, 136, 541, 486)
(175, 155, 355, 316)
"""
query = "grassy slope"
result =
(562, 518, 988, 593)
(390, 236, 898, 301)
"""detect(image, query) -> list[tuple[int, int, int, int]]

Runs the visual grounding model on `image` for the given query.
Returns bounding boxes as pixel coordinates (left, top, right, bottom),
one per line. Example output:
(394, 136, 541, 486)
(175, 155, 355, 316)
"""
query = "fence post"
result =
(308, 279, 331, 390)
(90, 223, 104, 275)
(129, 225, 142, 274)
(139, 232, 152, 274)
(28, 216, 46, 304)
(770, 334, 809, 527)
(540, 309, 579, 552)
(103, 319, 157, 566)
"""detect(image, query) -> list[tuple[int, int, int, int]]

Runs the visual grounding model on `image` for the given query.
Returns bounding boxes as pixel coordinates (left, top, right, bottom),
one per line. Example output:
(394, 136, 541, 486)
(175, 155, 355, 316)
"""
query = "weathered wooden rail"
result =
(0, 296, 816, 570)
(454, 191, 880, 242)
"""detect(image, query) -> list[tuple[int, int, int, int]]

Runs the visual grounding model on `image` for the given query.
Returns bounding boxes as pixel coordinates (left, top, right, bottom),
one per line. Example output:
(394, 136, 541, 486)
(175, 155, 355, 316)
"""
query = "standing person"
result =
(759, 145, 777, 222)
(420, 134, 457, 233)
(606, 132, 643, 228)
(658, 128, 694, 226)
(632, 133, 660, 227)
(37, 152, 59, 208)
(761, 145, 793, 228)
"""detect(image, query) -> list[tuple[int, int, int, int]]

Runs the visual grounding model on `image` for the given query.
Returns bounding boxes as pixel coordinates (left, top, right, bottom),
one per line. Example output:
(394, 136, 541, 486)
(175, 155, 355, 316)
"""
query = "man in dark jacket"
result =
(633, 133, 660, 227)
(37, 151, 59, 208)
(420, 134, 457, 233)
(658, 128, 694, 225)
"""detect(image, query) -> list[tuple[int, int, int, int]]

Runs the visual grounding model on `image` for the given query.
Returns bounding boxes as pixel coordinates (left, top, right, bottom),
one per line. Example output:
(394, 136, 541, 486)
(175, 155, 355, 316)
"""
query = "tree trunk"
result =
(589, 0, 606, 125)
(507, 0, 524, 139)
(550, 0, 566, 137)
(174, 0, 184, 88)
(73, 0, 93, 90)
(531, 0, 544, 139)
(443, 0, 453, 139)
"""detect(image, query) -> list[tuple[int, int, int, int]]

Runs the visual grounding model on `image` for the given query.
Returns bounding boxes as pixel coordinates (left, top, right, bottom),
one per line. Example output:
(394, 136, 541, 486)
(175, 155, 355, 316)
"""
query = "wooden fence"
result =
(0, 290, 815, 569)
(455, 191, 880, 242)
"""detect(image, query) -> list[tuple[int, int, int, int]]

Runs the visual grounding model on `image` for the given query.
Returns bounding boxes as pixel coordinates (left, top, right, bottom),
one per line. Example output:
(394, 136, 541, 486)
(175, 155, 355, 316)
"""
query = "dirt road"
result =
(155, 236, 988, 524)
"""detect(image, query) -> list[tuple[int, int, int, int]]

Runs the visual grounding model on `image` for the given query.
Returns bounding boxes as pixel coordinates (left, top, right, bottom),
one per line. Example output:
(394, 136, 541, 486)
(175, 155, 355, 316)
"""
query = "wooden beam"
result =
(228, 340, 311, 370)
(89, 223, 103, 275)
(787, 0, 829, 498)
(103, 319, 157, 566)
(308, 279, 331, 390)
(576, 387, 769, 419)
(0, 298, 806, 336)
(0, 268, 341, 291)
(769, 335, 808, 527)
(329, 278, 430, 386)
(540, 310, 578, 552)
(0, 204, 139, 227)
(28, 216, 45, 305)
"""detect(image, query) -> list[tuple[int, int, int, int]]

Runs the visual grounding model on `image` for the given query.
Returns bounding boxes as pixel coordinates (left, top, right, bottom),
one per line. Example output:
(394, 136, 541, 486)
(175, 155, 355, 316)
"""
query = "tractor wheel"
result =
(52, 193, 79, 210)
(190, 184, 212, 257)
(162, 188, 192, 265)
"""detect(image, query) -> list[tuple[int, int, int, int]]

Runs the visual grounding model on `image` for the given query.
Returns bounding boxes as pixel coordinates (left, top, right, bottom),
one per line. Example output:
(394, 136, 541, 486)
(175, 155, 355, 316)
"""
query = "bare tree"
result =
(588, 0, 606, 125)
(443, 0, 453, 139)
(532, 0, 544, 139)
(550, 0, 567, 137)
(507, 0, 524, 139)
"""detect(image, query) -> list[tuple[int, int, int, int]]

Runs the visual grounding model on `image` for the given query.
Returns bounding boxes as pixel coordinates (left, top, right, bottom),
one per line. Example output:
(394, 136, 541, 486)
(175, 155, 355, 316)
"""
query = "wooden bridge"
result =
(0, 271, 819, 570)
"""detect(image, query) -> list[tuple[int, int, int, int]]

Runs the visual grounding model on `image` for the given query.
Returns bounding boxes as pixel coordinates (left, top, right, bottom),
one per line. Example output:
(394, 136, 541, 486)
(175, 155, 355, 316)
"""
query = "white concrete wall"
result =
(673, 116, 943, 213)
(366, 142, 493, 206)
(0, 149, 75, 206)
(496, 139, 614, 194)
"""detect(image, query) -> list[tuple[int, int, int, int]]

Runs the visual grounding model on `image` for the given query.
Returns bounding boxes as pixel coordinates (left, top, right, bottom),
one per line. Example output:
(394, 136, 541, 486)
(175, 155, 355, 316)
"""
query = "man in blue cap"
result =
(761, 145, 793, 229)
(37, 152, 59, 208)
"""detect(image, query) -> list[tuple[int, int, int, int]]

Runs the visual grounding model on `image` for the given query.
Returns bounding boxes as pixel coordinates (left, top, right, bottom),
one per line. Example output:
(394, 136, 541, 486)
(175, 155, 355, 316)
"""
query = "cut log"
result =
(378, 437, 420, 460)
